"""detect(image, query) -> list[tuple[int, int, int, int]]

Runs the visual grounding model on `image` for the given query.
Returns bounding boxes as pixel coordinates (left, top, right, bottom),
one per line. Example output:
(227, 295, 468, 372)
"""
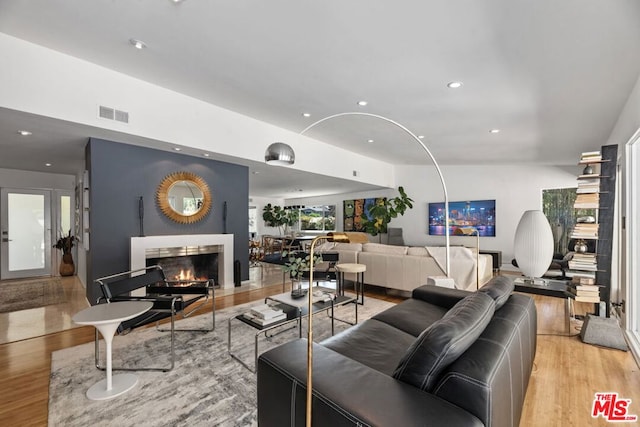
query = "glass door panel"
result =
(1, 188, 51, 279)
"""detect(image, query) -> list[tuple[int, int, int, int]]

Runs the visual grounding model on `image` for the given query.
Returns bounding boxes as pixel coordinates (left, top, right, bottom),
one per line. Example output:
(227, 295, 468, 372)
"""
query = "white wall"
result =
(0, 33, 395, 190)
(287, 164, 579, 263)
(607, 74, 640, 151)
(0, 168, 75, 190)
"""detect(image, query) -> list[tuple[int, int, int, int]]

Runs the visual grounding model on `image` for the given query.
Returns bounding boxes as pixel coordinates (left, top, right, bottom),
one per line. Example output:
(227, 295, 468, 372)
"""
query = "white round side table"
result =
(335, 263, 366, 305)
(72, 301, 153, 400)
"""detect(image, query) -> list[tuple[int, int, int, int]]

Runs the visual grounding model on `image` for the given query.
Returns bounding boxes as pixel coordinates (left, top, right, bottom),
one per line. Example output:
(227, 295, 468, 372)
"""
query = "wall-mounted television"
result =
(428, 199, 496, 236)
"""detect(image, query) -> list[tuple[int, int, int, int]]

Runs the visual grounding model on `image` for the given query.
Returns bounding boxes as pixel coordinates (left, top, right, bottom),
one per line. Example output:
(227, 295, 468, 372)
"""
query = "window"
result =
(297, 205, 336, 232)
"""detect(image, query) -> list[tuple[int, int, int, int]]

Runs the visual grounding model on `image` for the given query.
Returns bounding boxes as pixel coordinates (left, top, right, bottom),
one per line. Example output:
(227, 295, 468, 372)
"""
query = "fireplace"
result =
(131, 234, 234, 288)
(146, 245, 220, 284)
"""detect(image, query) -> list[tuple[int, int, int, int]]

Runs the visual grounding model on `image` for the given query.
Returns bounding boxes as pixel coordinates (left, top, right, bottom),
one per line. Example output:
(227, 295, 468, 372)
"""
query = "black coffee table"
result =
(513, 278, 575, 335)
(228, 287, 357, 372)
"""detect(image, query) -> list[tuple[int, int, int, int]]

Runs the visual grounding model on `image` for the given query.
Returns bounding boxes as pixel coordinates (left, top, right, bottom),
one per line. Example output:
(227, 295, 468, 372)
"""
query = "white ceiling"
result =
(0, 0, 639, 198)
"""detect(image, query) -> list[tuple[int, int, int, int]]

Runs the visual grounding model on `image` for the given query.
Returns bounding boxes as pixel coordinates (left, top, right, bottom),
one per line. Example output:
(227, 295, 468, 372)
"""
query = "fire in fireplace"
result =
(145, 245, 220, 285)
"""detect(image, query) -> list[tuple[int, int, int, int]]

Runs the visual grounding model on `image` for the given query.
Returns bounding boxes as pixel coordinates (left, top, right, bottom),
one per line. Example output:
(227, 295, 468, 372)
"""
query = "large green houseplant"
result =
(361, 186, 413, 236)
(262, 204, 299, 235)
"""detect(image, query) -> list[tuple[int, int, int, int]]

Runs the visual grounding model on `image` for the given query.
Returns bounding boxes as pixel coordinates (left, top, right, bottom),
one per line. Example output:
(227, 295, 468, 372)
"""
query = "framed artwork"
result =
(343, 198, 384, 232)
(428, 199, 496, 237)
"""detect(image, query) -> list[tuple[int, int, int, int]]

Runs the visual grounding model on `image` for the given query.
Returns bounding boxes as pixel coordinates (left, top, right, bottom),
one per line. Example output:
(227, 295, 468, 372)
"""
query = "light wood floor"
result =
(0, 265, 638, 426)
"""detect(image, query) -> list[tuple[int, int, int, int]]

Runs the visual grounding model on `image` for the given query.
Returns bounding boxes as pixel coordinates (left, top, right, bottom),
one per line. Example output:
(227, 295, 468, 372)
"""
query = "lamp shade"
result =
(265, 142, 295, 165)
(513, 210, 554, 278)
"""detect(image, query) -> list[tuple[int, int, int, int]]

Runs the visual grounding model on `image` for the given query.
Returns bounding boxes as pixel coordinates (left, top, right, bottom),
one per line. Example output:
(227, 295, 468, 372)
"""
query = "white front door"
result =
(1, 188, 52, 279)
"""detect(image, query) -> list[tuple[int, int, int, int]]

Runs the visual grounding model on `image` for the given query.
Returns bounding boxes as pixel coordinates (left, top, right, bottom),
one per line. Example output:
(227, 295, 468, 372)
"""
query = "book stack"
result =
(570, 276, 600, 303)
(579, 151, 602, 164)
(570, 222, 598, 239)
(243, 304, 287, 326)
(576, 177, 600, 194)
(574, 192, 599, 209)
(568, 252, 597, 271)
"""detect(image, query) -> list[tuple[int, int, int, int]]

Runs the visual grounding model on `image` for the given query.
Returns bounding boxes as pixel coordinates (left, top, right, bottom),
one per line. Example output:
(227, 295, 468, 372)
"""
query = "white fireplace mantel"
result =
(130, 234, 234, 288)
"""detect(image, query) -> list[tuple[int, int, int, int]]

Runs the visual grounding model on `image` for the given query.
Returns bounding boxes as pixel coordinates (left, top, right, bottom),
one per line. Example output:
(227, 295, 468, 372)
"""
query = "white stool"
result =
(336, 263, 366, 305)
(427, 276, 456, 289)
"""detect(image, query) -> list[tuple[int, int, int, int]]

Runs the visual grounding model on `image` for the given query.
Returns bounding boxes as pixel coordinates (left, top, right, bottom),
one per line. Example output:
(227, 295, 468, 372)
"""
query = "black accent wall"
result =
(85, 138, 249, 304)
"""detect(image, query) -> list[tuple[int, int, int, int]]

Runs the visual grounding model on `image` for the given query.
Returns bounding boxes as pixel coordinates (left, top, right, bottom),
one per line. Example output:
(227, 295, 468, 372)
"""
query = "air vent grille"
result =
(99, 106, 114, 120)
(114, 110, 129, 123)
(98, 105, 129, 124)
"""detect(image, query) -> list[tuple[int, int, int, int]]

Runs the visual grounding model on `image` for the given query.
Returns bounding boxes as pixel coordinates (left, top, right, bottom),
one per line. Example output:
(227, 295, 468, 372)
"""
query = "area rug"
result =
(0, 277, 65, 313)
(48, 296, 394, 427)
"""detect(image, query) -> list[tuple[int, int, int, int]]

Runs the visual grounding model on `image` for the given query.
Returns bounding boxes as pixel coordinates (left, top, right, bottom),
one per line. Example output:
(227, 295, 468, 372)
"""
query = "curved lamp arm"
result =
(300, 112, 450, 276)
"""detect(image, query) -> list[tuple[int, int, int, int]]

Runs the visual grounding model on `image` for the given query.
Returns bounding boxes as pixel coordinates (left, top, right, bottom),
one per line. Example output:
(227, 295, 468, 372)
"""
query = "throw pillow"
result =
(477, 276, 514, 309)
(392, 292, 495, 392)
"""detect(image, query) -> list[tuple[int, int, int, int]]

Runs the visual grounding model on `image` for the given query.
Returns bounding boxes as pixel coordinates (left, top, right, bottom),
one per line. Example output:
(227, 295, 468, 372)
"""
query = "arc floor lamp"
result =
(266, 112, 450, 426)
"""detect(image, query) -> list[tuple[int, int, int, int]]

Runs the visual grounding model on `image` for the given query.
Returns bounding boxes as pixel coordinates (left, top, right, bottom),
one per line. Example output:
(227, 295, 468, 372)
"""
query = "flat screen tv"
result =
(428, 199, 496, 237)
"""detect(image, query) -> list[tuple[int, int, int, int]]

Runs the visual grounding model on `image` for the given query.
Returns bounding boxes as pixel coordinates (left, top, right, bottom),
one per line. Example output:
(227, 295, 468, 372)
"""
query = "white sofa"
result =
(318, 242, 493, 292)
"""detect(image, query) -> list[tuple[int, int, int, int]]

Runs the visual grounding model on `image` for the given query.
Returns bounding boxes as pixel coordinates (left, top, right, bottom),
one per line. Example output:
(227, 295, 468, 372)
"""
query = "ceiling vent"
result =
(98, 105, 129, 124)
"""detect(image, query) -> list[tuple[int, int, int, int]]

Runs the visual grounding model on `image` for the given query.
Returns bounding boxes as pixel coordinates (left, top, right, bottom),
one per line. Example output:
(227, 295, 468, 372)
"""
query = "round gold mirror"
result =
(156, 171, 212, 224)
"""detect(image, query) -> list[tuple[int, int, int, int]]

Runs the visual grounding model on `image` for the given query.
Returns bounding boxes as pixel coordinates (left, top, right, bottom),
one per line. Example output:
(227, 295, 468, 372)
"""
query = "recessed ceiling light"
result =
(203, 153, 210, 157)
(357, 100, 368, 106)
(447, 81, 463, 89)
(17, 130, 32, 136)
(252, 171, 260, 175)
(489, 129, 501, 134)
(129, 38, 147, 50)
(173, 147, 181, 151)
(367, 139, 374, 143)
(418, 135, 425, 139)
(45, 163, 52, 167)
(302, 113, 311, 118)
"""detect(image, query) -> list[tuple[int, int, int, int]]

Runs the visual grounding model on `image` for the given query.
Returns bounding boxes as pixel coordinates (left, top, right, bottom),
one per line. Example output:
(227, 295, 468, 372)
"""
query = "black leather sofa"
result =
(257, 276, 537, 427)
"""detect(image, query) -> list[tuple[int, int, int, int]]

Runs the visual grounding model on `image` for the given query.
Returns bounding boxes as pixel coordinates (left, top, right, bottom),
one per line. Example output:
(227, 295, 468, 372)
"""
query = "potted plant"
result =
(262, 204, 299, 235)
(281, 249, 323, 294)
(53, 230, 78, 276)
(361, 186, 414, 237)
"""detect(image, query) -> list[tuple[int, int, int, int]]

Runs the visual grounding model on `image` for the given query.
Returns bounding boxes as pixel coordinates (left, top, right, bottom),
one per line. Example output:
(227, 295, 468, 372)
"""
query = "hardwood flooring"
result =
(0, 265, 638, 426)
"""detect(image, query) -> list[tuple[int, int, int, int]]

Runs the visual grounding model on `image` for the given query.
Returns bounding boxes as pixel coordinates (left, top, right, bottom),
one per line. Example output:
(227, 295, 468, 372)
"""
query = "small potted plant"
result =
(282, 250, 323, 296)
(53, 230, 78, 276)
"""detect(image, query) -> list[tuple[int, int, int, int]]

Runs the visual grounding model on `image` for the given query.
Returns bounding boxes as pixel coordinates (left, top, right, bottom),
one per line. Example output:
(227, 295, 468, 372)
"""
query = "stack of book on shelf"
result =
(574, 192, 599, 209)
(571, 222, 598, 239)
(579, 151, 602, 163)
(243, 304, 287, 326)
(570, 276, 601, 303)
(568, 252, 597, 271)
(576, 178, 600, 194)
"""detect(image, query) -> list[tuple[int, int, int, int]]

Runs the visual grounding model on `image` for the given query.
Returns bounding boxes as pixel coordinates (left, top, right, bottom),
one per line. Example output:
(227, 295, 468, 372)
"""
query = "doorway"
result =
(625, 128, 640, 362)
(1, 188, 52, 279)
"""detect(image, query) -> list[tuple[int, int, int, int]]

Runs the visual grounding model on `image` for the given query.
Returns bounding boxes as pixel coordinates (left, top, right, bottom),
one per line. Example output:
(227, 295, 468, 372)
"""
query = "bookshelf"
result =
(569, 145, 617, 317)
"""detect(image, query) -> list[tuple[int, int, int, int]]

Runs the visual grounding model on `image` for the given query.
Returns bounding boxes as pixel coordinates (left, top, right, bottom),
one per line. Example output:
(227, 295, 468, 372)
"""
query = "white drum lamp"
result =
(513, 210, 554, 284)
